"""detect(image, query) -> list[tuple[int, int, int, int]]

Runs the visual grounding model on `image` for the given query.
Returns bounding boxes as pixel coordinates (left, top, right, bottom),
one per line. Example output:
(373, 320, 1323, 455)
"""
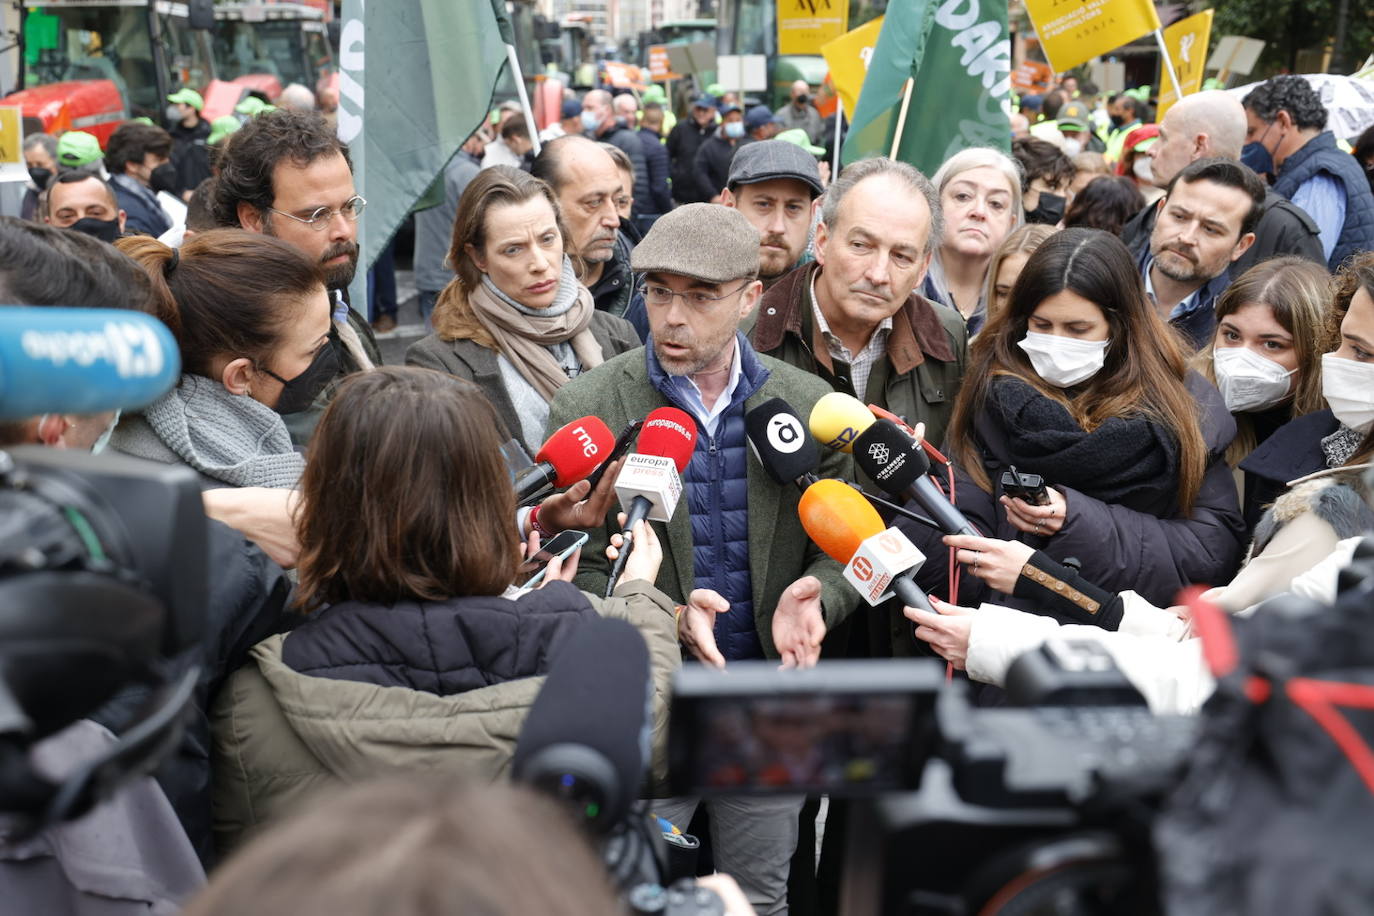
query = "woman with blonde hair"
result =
(981, 223, 1057, 325)
(923, 147, 1023, 334)
(406, 165, 638, 452)
(1189, 257, 1332, 526)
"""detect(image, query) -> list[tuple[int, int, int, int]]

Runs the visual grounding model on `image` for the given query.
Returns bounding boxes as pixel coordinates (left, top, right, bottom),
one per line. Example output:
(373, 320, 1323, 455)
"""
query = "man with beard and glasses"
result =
(720, 139, 822, 289)
(543, 203, 858, 913)
(1139, 157, 1265, 350)
(210, 108, 379, 444)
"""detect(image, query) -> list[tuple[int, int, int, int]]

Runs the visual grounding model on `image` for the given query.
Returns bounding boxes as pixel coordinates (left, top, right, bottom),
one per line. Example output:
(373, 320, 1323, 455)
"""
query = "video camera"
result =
(670, 644, 1198, 915)
(0, 307, 203, 830)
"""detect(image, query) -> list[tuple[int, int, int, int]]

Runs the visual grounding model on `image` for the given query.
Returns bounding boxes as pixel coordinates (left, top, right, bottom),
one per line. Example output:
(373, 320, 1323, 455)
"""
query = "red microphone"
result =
(798, 479, 935, 613)
(515, 416, 615, 506)
(605, 407, 697, 595)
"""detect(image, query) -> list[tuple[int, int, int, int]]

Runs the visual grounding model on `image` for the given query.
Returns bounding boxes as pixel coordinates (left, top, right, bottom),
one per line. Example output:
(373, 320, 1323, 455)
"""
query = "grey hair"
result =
(278, 83, 317, 112)
(820, 156, 943, 259)
(598, 141, 634, 181)
(930, 147, 1025, 232)
(23, 132, 57, 161)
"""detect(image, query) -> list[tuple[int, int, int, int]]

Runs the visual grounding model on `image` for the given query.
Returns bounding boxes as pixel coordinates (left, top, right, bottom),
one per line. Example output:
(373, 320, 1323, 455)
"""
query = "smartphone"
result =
(584, 418, 643, 492)
(1000, 465, 1051, 506)
(519, 529, 589, 589)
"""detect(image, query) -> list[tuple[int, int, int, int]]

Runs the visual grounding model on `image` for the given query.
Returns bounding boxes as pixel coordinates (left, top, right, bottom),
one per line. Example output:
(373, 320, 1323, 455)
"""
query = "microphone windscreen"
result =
(798, 478, 884, 564)
(0, 308, 180, 420)
(535, 416, 615, 487)
(809, 391, 876, 453)
(745, 397, 819, 485)
(513, 616, 651, 831)
(638, 406, 697, 472)
(853, 419, 931, 495)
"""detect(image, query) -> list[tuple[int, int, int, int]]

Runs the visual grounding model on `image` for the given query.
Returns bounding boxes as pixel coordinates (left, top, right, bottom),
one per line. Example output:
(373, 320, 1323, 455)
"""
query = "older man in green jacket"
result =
(543, 203, 858, 914)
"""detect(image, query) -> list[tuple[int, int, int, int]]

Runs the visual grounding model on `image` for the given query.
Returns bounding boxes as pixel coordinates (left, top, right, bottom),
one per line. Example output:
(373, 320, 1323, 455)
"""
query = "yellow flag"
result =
(777, 0, 850, 56)
(1024, 0, 1161, 74)
(1155, 10, 1214, 119)
(0, 107, 24, 184)
(820, 16, 884, 116)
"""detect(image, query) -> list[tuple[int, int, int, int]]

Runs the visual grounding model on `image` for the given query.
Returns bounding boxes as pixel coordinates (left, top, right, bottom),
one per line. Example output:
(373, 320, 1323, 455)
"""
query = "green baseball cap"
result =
(642, 84, 667, 104)
(1057, 101, 1091, 132)
(235, 96, 276, 117)
(56, 130, 103, 168)
(208, 115, 242, 146)
(775, 128, 826, 156)
(167, 87, 204, 110)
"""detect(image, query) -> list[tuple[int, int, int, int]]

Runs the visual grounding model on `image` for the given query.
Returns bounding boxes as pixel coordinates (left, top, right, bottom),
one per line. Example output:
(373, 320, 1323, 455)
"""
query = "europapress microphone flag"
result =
(842, 0, 1012, 174)
(338, 0, 511, 310)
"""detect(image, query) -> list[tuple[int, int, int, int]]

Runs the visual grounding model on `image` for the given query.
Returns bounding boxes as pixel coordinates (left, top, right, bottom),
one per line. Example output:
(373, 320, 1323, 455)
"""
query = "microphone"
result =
(745, 397, 819, 487)
(0, 308, 180, 420)
(808, 391, 876, 454)
(512, 617, 652, 834)
(605, 407, 697, 594)
(515, 416, 616, 506)
(852, 419, 979, 537)
(797, 479, 936, 613)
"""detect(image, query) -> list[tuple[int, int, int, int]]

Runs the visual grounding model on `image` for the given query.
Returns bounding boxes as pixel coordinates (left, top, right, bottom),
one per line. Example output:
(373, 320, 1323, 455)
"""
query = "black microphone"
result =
(745, 397, 820, 487)
(512, 617, 651, 834)
(852, 419, 979, 537)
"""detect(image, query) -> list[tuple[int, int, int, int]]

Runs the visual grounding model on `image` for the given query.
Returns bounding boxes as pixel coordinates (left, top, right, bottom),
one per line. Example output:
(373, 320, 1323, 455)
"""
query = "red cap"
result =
(638, 407, 697, 472)
(797, 479, 884, 564)
(536, 416, 615, 487)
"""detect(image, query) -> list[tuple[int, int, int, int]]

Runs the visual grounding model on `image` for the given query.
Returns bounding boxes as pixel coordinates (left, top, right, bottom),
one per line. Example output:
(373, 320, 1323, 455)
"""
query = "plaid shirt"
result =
(810, 271, 892, 399)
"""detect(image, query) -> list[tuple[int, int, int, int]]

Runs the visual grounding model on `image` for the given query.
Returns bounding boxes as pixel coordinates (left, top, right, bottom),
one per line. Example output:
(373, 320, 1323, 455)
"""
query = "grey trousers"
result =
(651, 794, 805, 915)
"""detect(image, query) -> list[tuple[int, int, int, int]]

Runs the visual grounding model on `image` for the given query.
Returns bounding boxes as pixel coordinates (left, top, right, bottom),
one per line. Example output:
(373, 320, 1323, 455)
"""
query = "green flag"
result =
(843, 0, 1012, 174)
(339, 0, 511, 308)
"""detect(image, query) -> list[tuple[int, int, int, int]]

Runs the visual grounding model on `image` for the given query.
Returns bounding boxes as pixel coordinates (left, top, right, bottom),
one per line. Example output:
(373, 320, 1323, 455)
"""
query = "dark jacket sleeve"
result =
(694, 140, 720, 202)
(1255, 196, 1325, 266)
(610, 129, 651, 213)
(1047, 456, 1246, 605)
(642, 135, 673, 214)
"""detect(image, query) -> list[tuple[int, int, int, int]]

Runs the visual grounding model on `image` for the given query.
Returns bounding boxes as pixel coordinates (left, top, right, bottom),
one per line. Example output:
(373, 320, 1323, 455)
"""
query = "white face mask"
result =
(1018, 331, 1111, 387)
(1321, 352, 1374, 433)
(1133, 156, 1154, 183)
(1213, 347, 1295, 414)
(1062, 137, 1083, 158)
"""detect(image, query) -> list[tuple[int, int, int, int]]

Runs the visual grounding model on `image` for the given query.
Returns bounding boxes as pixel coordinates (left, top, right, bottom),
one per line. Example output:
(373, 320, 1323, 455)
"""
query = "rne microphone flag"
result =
(514, 416, 615, 506)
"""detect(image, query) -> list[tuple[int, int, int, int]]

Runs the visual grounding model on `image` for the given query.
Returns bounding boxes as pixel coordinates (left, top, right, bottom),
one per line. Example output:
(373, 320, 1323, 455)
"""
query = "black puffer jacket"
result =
(900, 372, 1246, 614)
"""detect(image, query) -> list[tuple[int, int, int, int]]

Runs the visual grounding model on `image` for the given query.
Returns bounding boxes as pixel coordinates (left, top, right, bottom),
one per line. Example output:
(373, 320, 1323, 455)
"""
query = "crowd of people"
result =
(4, 67, 1374, 914)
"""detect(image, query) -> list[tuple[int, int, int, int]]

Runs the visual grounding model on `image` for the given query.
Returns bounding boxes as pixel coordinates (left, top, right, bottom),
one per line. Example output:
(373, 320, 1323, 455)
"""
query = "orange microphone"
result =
(798, 480, 936, 613)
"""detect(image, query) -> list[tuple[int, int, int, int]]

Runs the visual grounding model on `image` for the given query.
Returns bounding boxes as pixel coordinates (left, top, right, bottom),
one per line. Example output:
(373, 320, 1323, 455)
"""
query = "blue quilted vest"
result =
(646, 334, 770, 661)
(1272, 131, 1374, 270)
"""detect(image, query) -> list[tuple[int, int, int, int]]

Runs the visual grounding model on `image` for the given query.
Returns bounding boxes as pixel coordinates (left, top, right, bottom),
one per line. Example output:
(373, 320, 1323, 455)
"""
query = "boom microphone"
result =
(515, 416, 616, 506)
(852, 419, 979, 537)
(808, 391, 876, 453)
(605, 407, 697, 595)
(513, 617, 652, 833)
(745, 397, 819, 486)
(798, 479, 935, 613)
(0, 308, 180, 420)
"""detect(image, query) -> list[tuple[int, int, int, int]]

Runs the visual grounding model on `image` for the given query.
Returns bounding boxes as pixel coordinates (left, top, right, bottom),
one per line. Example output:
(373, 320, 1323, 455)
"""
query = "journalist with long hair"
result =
(905, 228, 1245, 614)
(209, 366, 678, 854)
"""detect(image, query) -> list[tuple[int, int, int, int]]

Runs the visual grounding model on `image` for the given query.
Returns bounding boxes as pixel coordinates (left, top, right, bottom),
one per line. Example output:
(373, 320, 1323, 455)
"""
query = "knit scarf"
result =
(144, 374, 304, 489)
(1322, 424, 1365, 469)
(984, 374, 1181, 512)
(465, 257, 604, 401)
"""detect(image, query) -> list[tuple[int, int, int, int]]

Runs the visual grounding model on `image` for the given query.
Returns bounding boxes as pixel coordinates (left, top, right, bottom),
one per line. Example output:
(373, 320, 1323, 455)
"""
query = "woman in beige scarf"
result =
(406, 165, 639, 453)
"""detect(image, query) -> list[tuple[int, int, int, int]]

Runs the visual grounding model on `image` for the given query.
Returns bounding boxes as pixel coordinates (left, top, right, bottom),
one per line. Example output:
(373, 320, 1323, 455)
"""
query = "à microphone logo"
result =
(766, 413, 805, 454)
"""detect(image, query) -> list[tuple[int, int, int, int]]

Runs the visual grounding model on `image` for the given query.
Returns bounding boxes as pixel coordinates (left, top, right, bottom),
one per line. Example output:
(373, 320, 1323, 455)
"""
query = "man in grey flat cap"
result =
(544, 203, 857, 914)
(720, 139, 824, 289)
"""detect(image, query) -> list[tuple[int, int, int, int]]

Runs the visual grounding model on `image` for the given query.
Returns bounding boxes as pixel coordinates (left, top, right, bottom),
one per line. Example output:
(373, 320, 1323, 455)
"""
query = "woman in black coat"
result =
(900, 228, 1246, 615)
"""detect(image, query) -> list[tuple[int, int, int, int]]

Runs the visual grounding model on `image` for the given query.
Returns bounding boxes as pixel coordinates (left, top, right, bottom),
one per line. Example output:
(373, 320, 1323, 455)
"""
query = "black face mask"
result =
(795, 93, 810, 106)
(1025, 192, 1066, 226)
(150, 162, 179, 195)
(28, 166, 52, 189)
(68, 216, 121, 244)
(261, 336, 342, 415)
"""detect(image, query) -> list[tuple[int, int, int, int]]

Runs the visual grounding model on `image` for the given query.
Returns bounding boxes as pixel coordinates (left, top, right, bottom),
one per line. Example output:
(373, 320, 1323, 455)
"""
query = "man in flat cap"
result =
(544, 203, 857, 913)
(720, 139, 824, 289)
(747, 156, 966, 656)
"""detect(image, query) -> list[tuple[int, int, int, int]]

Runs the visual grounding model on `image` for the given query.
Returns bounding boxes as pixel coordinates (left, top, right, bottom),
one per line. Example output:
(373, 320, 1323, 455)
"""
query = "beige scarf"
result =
(465, 266, 605, 401)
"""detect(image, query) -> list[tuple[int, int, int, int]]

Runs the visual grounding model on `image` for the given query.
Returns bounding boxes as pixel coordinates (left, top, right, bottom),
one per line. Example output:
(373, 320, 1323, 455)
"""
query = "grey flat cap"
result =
(727, 139, 824, 197)
(631, 203, 761, 284)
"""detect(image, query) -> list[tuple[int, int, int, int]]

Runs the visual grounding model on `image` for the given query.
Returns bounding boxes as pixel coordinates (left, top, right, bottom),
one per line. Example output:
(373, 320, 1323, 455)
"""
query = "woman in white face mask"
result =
(1238, 252, 1374, 540)
(1193, 257, 1330, 528)
(893, 228, 1246, 621)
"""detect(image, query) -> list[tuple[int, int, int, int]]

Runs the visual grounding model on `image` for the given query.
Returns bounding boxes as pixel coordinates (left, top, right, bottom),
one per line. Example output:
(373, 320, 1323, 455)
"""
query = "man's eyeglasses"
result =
(639, 280, 752, 309)
(267, 196, 367, 231)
